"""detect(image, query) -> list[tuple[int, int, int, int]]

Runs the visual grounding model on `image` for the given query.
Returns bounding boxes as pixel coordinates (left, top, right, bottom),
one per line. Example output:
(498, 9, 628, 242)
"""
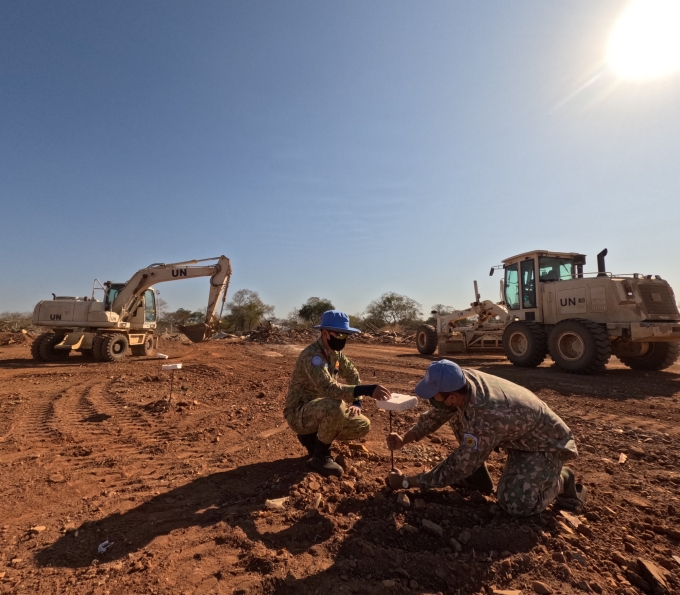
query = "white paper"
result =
(376, 393, 418, 412)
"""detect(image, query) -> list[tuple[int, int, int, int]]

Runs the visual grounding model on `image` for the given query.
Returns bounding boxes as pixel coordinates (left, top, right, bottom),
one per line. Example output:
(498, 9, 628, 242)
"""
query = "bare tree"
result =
(364, 292, 422, 328)
(298, 297, 334, 326)
(223, 289, 274, 331)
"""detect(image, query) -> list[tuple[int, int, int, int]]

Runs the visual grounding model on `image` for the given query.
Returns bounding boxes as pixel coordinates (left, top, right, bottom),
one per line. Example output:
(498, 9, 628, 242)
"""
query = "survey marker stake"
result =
(377, 394, 419, 473)
(162, 363, 182, 404)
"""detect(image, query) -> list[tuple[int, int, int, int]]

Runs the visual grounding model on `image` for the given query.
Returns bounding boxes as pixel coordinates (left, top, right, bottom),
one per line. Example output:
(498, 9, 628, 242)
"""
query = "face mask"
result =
(327, 335, 347, 351)
(430, 396, 457, 411)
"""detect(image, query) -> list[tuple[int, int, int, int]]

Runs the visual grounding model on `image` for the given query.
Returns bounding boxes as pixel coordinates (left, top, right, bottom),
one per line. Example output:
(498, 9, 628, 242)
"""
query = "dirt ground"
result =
(0, 336, 679, 595)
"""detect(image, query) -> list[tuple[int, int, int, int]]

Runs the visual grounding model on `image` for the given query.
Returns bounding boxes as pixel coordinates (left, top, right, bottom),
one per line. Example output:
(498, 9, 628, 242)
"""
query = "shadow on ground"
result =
(35, 455, 542, 594)
(35, 458, 311, 568)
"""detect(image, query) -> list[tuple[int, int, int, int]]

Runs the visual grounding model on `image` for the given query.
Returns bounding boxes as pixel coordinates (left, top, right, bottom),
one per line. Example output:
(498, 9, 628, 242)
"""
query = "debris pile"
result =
(353, 331, 416, 345)
(246, 327, 316, 344)
(0, 331, 31, 346)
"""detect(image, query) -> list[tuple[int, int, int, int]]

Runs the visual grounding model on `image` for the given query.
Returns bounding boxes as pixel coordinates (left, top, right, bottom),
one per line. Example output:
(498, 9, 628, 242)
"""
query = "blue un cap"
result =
(415, 360, 466, 399)
(313, 310, 361, 334)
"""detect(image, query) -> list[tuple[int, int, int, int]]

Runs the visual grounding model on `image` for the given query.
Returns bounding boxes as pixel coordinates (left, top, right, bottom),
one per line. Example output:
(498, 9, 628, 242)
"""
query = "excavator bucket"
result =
(178, 324, 214, 343)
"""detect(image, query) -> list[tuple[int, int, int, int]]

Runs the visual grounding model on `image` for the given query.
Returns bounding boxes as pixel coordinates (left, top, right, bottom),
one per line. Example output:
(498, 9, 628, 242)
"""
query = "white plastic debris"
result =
(161, 363, 182, 371)
(157, 353, 169, 359)
(264, 497, 289, 510)
(376, 393, 419, 412)
(97, 540, 114, 554)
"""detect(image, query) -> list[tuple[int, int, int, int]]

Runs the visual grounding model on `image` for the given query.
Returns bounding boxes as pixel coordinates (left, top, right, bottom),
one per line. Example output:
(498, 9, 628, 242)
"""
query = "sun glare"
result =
(607, 0, 680, 80)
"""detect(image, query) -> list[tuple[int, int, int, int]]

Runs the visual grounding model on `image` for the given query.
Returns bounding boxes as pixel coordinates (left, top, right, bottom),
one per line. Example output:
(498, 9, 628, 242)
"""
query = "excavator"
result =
(30, 256, 232, 363)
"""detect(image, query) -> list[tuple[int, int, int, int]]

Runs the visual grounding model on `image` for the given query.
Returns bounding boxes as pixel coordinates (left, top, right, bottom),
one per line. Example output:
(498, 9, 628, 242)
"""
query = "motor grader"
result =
(416, 249, 680, 374)
(30, 256, 232, 363)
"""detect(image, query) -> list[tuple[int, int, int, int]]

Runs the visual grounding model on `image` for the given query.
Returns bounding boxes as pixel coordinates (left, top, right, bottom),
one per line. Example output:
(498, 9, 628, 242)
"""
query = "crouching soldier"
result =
(386, 360, 587, 515)
(284, 310, 390, 477)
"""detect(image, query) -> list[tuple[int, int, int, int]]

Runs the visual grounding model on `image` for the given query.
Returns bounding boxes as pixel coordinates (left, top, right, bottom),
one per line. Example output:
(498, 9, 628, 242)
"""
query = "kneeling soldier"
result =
(284, 310, 390, 477)
(386, 360, 587, 515)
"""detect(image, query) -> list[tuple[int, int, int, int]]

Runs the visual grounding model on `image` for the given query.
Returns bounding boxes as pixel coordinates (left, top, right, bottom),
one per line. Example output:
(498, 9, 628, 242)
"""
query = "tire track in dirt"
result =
(7, 384, 89, 447)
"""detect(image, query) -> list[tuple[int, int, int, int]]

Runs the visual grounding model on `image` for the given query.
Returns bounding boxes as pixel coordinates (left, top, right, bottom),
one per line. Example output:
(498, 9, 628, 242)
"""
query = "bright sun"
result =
(607, 0, 680, 80)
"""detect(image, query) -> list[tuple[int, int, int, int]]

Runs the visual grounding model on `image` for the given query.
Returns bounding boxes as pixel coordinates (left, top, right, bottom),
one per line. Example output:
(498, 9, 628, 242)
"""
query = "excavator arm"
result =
(111, 256, 232, 342)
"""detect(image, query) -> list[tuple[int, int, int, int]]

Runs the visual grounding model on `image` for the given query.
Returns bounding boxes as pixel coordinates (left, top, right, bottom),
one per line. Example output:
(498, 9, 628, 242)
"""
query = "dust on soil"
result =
(0, 338, 679, 595)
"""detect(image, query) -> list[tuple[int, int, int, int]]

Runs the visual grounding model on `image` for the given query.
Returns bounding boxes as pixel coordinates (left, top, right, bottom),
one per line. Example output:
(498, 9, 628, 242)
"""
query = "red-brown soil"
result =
(0, 337, 679, 595)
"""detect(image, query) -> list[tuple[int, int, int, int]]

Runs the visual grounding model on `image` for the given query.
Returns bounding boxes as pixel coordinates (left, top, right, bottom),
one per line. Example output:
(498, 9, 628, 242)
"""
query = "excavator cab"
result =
(104, 283, 124, 311)
(105, 284, 157, 324)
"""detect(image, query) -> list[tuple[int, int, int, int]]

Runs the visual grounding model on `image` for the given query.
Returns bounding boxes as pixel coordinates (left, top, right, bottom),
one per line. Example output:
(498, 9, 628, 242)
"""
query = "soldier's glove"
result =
(353, 384, 378, 398)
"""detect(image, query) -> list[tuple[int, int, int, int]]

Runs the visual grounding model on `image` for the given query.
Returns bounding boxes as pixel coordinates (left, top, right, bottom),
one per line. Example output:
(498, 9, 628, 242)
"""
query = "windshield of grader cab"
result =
(539, 257, 574, 282)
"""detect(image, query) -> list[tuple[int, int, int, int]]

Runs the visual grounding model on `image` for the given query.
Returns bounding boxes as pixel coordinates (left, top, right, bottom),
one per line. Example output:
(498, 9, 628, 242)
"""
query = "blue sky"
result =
(2, 1, 679, 319)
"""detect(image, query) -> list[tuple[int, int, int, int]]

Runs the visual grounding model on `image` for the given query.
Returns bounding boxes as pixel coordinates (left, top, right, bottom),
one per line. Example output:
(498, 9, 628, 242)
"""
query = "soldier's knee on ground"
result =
(497, 483, 547, 517)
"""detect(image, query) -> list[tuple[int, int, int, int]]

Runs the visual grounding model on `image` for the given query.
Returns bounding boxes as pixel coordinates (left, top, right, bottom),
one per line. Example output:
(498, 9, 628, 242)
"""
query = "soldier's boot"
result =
(452, 463, 494, 495)
(308, 438, 344, 477)
(297, 433, 317, 458)
(554, 466, 587, 512)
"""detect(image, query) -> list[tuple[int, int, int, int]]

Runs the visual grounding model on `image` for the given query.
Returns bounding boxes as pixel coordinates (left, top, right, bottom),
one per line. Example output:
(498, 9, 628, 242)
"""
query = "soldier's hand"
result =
(371, 385, 391, 401)
(387, 432, 404, 451)
(347, 405, 362, 417)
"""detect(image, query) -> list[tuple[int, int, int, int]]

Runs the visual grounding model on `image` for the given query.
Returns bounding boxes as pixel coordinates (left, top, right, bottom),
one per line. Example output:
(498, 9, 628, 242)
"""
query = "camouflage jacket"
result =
(284, 339, 361, 420)
(411, 369, 577, 488)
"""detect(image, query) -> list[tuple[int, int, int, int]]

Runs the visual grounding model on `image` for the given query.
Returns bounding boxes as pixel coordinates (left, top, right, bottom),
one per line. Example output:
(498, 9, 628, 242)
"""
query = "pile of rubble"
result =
(0, 330, 33, 346)
(243, 325, 416, 346)
(246, 326, 316, 345)
(353, 331, 416, 345)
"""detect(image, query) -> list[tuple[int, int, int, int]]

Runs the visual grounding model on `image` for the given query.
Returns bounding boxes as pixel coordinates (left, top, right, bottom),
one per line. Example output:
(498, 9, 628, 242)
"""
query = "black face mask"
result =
(430, 398, 456, 411)
(327, 335, 347, 351)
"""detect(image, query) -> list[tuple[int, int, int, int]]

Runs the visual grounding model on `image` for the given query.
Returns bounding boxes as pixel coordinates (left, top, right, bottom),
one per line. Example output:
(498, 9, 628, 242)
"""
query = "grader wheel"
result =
(619, 342, 680, 371)
(502, 321, 548, 367)
(415, 324, 438, 355)
(549, 319, 611, 374)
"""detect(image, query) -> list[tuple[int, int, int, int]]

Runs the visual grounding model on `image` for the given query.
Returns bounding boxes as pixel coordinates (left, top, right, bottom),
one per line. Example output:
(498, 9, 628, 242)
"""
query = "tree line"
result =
(161, 290, 465, 333)
(0, 291, 468, 334)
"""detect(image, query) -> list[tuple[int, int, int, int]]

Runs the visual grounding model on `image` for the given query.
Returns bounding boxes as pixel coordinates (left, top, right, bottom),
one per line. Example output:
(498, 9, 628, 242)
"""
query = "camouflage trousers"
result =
(496, 449, 565, 517)
(285, 398, 371, 444)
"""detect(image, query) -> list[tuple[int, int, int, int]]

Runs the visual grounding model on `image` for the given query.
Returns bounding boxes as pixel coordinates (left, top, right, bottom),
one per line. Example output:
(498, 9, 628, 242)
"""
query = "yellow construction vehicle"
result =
(417, 249, 680, 374)
(30, 256, 232, 362)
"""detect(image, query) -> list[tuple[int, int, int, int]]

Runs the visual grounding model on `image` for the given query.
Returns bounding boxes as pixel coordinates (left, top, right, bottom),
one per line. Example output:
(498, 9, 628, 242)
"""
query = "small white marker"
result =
(161, 363, 182, 371)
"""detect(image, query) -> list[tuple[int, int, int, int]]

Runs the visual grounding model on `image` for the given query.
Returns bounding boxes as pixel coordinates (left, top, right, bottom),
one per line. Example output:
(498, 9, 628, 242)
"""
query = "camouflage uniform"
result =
(410, 369, 577, 516)
(284, 339, 370, 444)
